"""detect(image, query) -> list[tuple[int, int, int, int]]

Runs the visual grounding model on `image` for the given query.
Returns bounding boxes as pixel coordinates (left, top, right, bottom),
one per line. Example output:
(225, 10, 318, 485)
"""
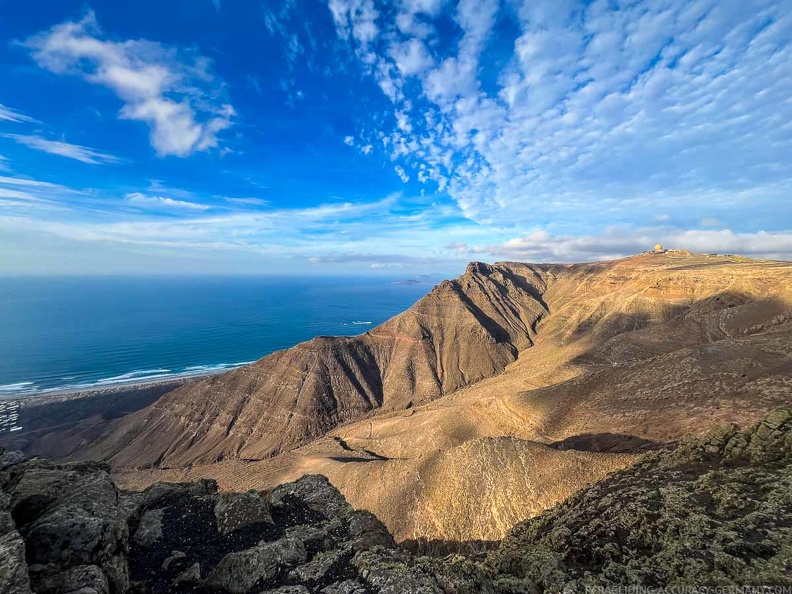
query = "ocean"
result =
(0, 276, 433, 398)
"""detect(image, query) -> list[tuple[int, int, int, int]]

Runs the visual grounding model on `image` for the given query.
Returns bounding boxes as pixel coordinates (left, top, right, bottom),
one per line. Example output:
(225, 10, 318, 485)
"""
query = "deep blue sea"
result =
(0, 276, 433, 398)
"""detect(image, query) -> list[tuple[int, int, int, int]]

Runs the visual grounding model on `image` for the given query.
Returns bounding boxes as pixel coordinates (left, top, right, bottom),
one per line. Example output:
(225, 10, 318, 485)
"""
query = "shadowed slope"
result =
(75, 262, 550, 469)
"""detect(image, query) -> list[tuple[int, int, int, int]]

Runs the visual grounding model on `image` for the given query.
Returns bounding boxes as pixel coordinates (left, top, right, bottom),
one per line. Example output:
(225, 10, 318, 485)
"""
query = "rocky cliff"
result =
(2, 408, 790, 593)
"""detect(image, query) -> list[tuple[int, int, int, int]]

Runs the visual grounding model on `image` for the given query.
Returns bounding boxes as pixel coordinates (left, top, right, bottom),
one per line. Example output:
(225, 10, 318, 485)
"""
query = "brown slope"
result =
(76, 261, 550, 469)
(110, 253, 792, 543)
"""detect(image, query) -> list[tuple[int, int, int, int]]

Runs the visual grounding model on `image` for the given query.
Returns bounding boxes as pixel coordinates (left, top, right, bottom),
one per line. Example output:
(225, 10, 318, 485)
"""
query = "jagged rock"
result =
(202, 537, 307, 593)
(15, 467, 129, 594)
(270, 475, 351, 520)
(140, 479, 217, 510)
(161, 550, 186, 571)
(282, 524, 331, 552)
(171, 562, 200, 587)
(347, 511, 395, 551)
(289, 547, 351, 586)
(0, 530, 32, 594)
(8, 466, 80, 525)
(57, 565, 109, 594)
(3, 410, 791, 594)
(132, 508, 163, 547)
(320, 580, 367, 594)
(0, 450, 26, 472)
(214, 491, 273, 535)
(353, 549, 443, 594)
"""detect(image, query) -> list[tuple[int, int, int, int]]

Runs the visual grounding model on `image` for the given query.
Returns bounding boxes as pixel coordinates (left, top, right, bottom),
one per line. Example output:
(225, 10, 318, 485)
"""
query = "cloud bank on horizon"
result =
(0, 0, 790, 274)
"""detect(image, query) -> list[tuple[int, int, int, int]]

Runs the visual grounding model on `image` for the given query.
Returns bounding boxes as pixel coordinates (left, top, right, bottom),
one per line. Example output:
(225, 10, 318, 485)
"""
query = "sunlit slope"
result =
(112, 253, 792, 542)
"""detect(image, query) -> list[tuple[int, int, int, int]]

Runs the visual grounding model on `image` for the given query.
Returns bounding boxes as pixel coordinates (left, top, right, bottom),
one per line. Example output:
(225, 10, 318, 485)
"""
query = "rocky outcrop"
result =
(0, 446, 436, 594)
(3, 408, 792, 593)
(73, 262, 550, 469)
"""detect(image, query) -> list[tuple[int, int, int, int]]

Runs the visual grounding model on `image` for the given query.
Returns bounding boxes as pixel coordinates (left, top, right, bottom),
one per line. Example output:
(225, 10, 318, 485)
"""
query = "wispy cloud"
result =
(3, 134, 121, 164)
(23, 11, 234, 157)
(223, 197, 269, 207)
(394, 165, 409, 183)
(126, 192, 210, 211)
(0, 173, 82, 208)
(472, 227, 792, 262)
(0, 103, 38, 124)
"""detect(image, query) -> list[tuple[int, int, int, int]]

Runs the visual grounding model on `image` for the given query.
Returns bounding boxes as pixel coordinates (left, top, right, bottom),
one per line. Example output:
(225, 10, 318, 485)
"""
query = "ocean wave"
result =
(183, 361, 255, 373)
(94, 369, 173, 384)
(342, 321, 373, 326)
(2, 361, 257, 398)
(0, 382, 35, 392)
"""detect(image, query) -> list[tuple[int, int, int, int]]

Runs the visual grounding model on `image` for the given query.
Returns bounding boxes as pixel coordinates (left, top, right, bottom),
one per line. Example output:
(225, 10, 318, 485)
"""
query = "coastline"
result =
(0, 371, 229, 448)
(10, 371, 222, 407)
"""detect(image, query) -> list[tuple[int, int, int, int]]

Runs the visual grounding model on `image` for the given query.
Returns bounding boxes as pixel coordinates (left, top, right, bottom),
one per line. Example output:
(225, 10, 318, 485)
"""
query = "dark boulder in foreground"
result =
(1, 408, 791, 593)
(0, 454, 406, 594)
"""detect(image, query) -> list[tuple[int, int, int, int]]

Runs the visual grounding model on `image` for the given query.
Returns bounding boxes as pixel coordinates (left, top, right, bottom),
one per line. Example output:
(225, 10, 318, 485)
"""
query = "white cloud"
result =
(0, 175, 67, 188)
(361, 144, 374, 155)
(328, 0, 792, 233)
(328, 0, 380, 46)
(24, 12, 234, 157)
(0, 173, 83, 208)
(445, 241, 468, 255)
(224, 197, 269, 207)
(399, 0, 443, 16)
(0, 103, 37, 124)
(126, 192, 210, 211)
(394, 165, 410, 183)
(478, 227, 792, 262)
(3, 134, 120, 164)
(344, 135, 355, 146)
(389, 38, 433, 76)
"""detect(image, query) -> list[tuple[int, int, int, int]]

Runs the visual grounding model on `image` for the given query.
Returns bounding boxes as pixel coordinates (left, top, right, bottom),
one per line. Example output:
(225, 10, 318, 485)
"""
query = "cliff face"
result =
(77, 262, 550, 469)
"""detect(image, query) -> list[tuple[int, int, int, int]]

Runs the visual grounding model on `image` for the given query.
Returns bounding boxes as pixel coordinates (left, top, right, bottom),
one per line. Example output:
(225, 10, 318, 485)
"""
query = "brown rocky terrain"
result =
(4, 252, 792, 544)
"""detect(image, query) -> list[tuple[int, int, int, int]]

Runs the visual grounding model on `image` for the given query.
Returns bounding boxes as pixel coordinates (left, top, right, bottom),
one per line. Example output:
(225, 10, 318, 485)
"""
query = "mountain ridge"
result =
(3, 251, 791, 543)
(74, 261, 552, 469)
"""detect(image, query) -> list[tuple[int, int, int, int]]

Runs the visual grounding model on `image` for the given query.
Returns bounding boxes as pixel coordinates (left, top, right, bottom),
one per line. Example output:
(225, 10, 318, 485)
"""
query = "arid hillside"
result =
(94, 252, 792, 543)
(70, 261, 551, 468)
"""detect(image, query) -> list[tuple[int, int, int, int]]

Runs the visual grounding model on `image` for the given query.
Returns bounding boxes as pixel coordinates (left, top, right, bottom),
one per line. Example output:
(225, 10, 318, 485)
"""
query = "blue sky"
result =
(0, 0, 790, 275)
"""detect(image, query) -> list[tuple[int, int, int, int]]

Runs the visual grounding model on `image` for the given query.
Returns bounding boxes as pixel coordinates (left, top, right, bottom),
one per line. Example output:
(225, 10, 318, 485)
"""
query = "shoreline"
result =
(1, 362, 254, 405)
(0, 371, 229, 446)
(6, 371, 224, 408)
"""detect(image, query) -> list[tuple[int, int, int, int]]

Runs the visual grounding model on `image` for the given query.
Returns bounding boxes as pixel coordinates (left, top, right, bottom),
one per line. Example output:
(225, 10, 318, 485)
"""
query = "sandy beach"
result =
(0, 372, 222, 451)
